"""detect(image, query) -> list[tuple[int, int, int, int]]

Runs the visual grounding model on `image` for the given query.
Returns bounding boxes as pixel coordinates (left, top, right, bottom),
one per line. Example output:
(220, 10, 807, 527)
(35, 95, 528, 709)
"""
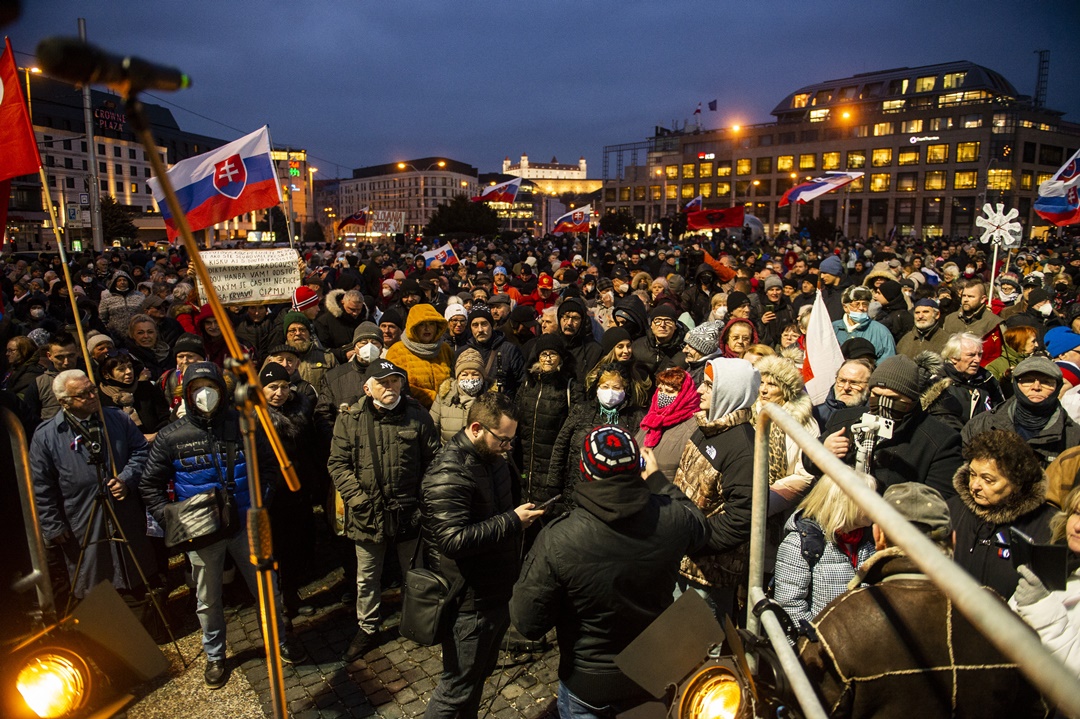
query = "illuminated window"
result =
(777, 155, 794, 171)
(847, 150, 866, 169)
(799, 154, 816, 170)
(810, 109, 830, 122)
(870, 173, 891, 192)
(812, 90, 833, 106)
(1036, 172, 1053, 185)
(849, 176, 864, 192)
(887, 78, 908, 95)
(851, 125, 869, 138)
(953, 171, 978, 189)
(872, 148, 893, 167)
(716, 161, 731, 177)
(1020, 172, 1033, 191)
(987, 168, 1013, 191)
(873, 122, 895, 136)
(943, 72, 966, 89)
(915, 76, 936, 92)
(926, 144, 948, 164)
(665, 165, 678, 180)
(682, 164, 695, 179)
(757, 157, 772, 174)
(898, 149, 919, 165)
(681, 184, 695, 199)
(619, 187, 631, 202)
(929, 117, 953, 131)
(924, 171, 947, 190)
(960, 114, 982, 129)
(957, 142, 980, 162)
(902, 119, 923, 133)
(700, 182, 713, 198)
(650, 185, 661, 200)
(792, 93, 810, 108)
(665, 184, 677, 200)
(897, 172, 918, 191)
(736, 158, 751, 175)
(699, 162, 713, 178)
(634, 186, 646, 201)
(882, 100, 905, 113)
(822, 152, 841, 170)
(717, 181, 731, 198)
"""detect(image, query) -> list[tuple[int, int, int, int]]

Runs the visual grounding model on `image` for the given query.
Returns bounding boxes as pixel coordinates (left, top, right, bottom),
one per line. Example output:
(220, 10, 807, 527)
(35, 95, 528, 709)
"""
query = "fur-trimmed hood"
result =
(952, 463, 1048, 526)
(324, 288, 346, 318)
(694, 406, 754, 437)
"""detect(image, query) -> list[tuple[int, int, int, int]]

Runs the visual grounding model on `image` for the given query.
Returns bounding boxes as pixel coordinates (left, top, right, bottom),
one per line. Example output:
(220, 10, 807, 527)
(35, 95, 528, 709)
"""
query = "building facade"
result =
(503, 154, 587, 181)
(601, 61, 1080, 241)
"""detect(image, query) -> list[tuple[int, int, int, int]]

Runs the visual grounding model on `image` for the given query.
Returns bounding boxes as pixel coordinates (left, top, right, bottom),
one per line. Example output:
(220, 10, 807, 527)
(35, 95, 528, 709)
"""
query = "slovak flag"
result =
(148, 126, 281, 240)
(1034, 148, 1080, 226)
(422, 243, 459, 267)
(684, 195, 703, 212)
(779, 171, 863, 207)
(802, 290, 845, 404)
(338, 208, 369, 231)
(552, 204, 591, 235)
(471, 177, 521, 203)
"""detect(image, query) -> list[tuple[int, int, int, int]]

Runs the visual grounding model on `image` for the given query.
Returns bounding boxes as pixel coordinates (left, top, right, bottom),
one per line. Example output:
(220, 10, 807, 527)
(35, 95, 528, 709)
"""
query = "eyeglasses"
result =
(836, 379, 867, 389)
(482, 425, 514, 447)
(651, 318, 676, 327)
(845, 301, 870, 311)
(71, 387, 98, 400)
(539, 351, 560, 361)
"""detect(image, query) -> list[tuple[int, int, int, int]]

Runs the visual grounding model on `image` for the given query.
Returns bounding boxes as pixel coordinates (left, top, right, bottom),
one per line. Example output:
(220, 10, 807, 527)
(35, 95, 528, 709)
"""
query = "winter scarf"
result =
(1012, 385, 1062, 439)
(639, 373, 699, 448)
(719, 317, 759, 358)
(401, 335, 445, 359)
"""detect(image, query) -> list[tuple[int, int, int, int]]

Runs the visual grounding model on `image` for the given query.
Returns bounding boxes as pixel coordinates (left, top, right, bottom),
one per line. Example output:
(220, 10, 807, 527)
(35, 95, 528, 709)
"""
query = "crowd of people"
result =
(2, 228, 1080, 717)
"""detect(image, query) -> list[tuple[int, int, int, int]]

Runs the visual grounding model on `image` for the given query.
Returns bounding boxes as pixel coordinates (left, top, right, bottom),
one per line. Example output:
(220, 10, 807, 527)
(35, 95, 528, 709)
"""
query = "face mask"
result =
(356, 343, 381, 363)
(458, 378, 484, 396)
(848, 311, 869, 324)
(615, 283, 629, 295)
(371, 394, 401, 410)
(81, 276, 93, 284)
(597, 388, 625, 408)
(656, 391, 677, 409)
(166, 278, 178, 285)
(998, 289, 1018, 303)
(30, 308, 45, 319)
(964, 268, 976, 277)
(1038, 303, 1053, 317)
(192, 386, 221, 415)
(382, 287, 393, 297)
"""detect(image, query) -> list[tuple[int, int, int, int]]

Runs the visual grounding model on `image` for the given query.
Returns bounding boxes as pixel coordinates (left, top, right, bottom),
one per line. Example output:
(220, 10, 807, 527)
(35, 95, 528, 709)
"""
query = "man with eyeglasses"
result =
(421, 393, 545, 719)
(963, 355, 1080, 468)
(831, 285, 895, 362)
(812, 358, 874, 431)
(632, 305, 687, 375)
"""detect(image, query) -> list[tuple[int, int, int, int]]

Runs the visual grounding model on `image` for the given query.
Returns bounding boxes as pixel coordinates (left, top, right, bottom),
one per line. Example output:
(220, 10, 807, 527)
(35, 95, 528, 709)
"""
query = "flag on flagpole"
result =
(779, 171, 863, 207)
(693, 103, 702, 115)
(552, 204, 591, 235)
(686, 206, 744, 231)
(422, 243, 459, 267)
(148, 126, 281, 240)
(1034, 148, 1080, 226)
(802, 290, 845, 404)
(707, 99, 718, 112)
(337, 208, 369, 231)
(1, 38, 42, 247)
(471, 177, 521, 203)
(684, 195, 703, 212)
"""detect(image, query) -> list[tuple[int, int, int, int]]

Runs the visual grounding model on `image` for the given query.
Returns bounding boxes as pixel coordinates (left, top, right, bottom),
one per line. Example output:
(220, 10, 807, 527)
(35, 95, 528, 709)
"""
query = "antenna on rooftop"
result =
(1034, 50, 1049, 109)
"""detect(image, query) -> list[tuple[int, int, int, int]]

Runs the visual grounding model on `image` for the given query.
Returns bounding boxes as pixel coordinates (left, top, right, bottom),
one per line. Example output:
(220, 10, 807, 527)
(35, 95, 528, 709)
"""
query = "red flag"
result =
(0, 38, 41, 182)
(686, 206, 744, 231)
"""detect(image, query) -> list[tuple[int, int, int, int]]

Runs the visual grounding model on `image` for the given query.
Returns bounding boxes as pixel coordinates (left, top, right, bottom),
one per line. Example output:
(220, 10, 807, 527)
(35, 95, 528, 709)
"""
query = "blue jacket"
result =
(832, 316, 896, 361)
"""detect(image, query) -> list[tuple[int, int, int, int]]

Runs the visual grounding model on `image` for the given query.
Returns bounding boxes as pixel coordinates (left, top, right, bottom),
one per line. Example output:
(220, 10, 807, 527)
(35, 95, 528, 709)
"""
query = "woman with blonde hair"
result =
(773, 472, 878, 627)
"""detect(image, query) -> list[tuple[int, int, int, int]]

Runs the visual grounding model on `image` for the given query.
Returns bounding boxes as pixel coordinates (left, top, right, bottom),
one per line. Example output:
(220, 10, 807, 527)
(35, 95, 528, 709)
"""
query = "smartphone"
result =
(1009, 527, 1068, 591)
(537, 496, 559, 512)
(765, 304, 775, 312)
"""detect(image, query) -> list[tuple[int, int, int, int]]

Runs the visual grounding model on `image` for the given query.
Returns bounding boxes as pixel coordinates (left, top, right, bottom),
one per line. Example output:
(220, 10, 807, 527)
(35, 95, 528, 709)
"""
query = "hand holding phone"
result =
(537, 496, 560, 513)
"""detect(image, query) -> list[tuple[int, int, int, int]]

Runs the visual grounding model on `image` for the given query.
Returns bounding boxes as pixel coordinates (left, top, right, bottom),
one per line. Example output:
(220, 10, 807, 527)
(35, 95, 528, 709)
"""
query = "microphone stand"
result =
(125, 95, 299, 719)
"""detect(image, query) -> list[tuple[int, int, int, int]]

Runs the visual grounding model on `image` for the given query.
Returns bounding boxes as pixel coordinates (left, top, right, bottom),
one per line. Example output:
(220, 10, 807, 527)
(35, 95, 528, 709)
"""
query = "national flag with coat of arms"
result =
(148, 126, 281, 240)
(1034, 148, 1080, 226)
(1, 38, 43, 246)
(338, 208, 368, 231)
(779, 171, 863, 207)
(684, 195, 703, 212)
(422, 243, 459, 267)
(471, 177, 521, 203)
(552, 204, 591, 235)
(801, 290, 845, 404)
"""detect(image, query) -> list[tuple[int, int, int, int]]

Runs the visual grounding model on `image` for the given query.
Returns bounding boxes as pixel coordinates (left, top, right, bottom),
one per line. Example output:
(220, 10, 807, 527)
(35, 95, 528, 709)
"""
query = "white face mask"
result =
(998, 288, 1018, 303)
(458, 378, 484, 396)
(371, 394, 401, 410)
(192, 386, 221, 414)
(356, 343, 381, 364)
(597, 388, 625, 408)
(1038, 303, 1053, 317)
(382, 286, 393, 297)
(30, 308, 45, 319)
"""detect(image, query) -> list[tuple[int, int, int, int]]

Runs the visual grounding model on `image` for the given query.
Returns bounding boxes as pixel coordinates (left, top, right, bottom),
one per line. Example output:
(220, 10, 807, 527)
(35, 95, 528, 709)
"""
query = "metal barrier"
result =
(745, 403, 1080, 719)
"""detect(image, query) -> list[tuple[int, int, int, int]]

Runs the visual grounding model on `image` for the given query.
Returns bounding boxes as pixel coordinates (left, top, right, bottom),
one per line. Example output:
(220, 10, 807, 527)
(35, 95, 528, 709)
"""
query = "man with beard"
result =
(281, 311, 337, 391)
(812, 358, 874, 431)
(896, 298, 948, 358)
(462, 304, 525, 397)
(942, 280, 1002, 340)
(558, 297, 602, 384)
(938, 332, 1004, 423)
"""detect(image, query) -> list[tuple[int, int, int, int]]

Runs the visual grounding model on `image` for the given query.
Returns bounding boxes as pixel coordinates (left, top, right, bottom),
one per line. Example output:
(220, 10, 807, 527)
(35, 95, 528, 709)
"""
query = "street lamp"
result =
(397, 160, 446, 234)
(306, 167, 317, 227)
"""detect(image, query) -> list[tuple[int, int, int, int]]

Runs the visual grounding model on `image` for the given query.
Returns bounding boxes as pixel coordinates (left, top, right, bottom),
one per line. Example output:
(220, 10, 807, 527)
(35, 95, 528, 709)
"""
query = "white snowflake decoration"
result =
(975, 203, 1022, 248)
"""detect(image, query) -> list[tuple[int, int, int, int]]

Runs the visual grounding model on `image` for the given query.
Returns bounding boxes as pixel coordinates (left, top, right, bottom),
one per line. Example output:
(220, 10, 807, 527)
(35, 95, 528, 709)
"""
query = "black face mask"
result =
(868, 393, 915, 422)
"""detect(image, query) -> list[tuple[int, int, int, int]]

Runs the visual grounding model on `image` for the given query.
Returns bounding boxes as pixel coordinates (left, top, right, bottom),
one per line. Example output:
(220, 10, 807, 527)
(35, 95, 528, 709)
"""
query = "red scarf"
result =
(836, 527, 866, 569)
(639, 373, 699, 447)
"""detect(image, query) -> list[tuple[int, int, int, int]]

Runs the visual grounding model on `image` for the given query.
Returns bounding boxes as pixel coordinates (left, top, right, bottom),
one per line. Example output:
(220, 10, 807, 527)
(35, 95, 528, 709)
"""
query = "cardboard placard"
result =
(197, 248, 300, 306)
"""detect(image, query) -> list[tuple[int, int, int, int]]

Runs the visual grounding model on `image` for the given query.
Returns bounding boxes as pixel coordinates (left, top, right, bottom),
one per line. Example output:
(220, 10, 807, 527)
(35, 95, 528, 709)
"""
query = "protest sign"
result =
(197, 248, 300, 306)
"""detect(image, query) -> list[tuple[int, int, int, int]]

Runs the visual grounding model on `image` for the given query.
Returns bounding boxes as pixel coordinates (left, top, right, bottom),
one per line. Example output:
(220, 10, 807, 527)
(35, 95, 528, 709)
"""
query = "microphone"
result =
(36, 37, 191, 93)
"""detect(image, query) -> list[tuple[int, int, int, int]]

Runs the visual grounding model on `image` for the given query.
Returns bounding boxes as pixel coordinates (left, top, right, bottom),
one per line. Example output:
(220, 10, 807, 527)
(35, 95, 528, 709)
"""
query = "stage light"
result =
(677, 661, 746, 719)
(15, 649, 90, 718)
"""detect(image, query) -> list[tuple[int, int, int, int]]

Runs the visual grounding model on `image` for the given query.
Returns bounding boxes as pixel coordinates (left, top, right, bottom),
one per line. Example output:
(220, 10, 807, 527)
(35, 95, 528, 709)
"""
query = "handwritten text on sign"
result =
(198, 248, 300, 306)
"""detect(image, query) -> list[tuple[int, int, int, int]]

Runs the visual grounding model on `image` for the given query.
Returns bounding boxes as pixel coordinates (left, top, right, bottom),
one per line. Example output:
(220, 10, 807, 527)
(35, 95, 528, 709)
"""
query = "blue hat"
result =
(819, 255, 844, 277)
(1044, 326, 1080, 359)
(493, 266, 508, 275)
(914, 298, 940, 310)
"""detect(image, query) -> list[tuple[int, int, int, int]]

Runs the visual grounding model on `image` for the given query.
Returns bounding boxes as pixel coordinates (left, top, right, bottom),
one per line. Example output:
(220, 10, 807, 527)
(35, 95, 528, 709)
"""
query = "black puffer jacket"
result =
(327, 395, 440, 544)
(961, 397, 1080, 468)
(630, 324, 687, 376)
(420, 430, 523, 611)
(514, 365, 582, 502)
(876, 294, 914, 344)
(510, 472, 709, 707)
(755, 294, 796, 349)
(549, 400, 646, 509)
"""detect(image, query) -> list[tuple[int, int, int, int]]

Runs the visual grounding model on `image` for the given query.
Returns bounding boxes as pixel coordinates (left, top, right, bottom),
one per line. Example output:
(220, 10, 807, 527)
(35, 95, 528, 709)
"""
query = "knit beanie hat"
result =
(868, 355, 922, 400)
(763, 275, 783, 291)
(292, 286, 320, 311)
(1027, 288, 1051, 307)
(380, 308, 406, 329)
(533, 332, 567, 359)
(648, 304, 679, 323)
(281, 311, 312, 339)
(469, 302, 494, 326)
(173, 333, 206, 358)
(878, 280, 903, 303)
(352, 321, 382, 345)
(87, 333, 115, 354)
(509, 305, 536, 325)
(579, 425, 640, 482)
(819, 255, 844, 276)
(600, 327, 632, 356)
(727, 291, 750, 313)
(455, 348, 486, 378)
(444, 303, 468, 321)
(259, 362, 291, 385)
(683, 321, 722, 357)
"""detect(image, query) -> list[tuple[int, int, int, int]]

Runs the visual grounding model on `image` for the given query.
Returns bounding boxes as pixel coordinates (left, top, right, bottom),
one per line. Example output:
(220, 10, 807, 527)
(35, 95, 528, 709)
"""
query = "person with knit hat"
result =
(963, 355, 1080, 468)
(635, 367, 700, 483)
(671, 357, 758, 618)
(832, 285, 896, 362)
(813, 354, 963, 497)
(515, 333, 583, 505)
(283, 309, 337, 391)
(756, 274, 796, 349)
(630, 304, 687, 376)
(558, 297, 603, 385)
(896, 298, 948, 359)
(430, 348, 491, 446)
(1045, 325, 1080, 392)
(872, 278, 914, 344)
(510, 425, 708, 719)
(584, 326, 652, 408)
(681, 321, 723, 386)
(315, 289, 370, 362)
(444, 302, 471, 352)
(291, 286, 321, 319)
(817, 254, 849, 322)
(378, 308, 405, 350)
(463, 302, 526, 397)
(314, 322, 384, 438)
(385, 303, 455, 410)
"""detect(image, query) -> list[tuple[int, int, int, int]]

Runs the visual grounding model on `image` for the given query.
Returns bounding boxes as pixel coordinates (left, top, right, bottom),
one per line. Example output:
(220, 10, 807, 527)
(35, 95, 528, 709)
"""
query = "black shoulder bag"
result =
(399, 538, 462, 646)
(163, 440, 241, 551)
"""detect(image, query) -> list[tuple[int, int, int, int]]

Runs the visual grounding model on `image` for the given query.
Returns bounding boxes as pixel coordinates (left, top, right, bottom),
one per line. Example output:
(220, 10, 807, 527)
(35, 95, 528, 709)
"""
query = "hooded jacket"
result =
(949, 463, 1056, 598)
(98, 271, 146, 337)
(385, 303, 455, 409)
(510, 472, 709, 707)
(314, 288, 367, 359)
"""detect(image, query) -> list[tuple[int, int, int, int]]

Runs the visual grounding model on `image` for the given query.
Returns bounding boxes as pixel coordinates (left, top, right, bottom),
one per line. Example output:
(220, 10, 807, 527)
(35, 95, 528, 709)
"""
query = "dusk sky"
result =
(8, 1, 1079, 180)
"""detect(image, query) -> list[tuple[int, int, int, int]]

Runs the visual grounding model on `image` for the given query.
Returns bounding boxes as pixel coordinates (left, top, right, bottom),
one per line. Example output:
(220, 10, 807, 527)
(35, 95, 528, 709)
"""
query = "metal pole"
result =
(746, 409, 771, 644)
(78, 18, 104, 253)
(760, 403, 1080, 719)
(748, 587, 828, 719)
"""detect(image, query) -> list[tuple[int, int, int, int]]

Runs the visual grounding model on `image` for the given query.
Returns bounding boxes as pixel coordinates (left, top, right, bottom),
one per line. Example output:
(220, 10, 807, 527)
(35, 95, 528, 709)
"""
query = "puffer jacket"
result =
(549, 399, 646, 509)
(97, 271, 145, 338)
(510, 472, 709, 707)
(949, 463, 1056, 599)
(558, 298, 603, 384)
(461, 329, 525, 397)
(420, 430, 523, 611)
(314, 357, 368, 436)
(673, 408, 756, 588)
(962, 397, 1080, 468)
(429, 379, 485, 445)
(630, 324, 687, 376)
(386, 303, 455, 410)
(327, 394, 440, 543)
(514, 364, 582, 502)
(140, 363, 278, 525)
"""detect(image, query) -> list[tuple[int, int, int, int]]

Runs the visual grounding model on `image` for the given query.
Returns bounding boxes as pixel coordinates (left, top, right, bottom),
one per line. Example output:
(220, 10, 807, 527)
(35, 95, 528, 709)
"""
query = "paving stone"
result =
(286, 685, 309, 702)
(360, 679, 383, 695)
(402, 699, 427, 717)
(392, 685, 419, 705)
(375, 702, 404, 719)
(368, 689, 391, 705)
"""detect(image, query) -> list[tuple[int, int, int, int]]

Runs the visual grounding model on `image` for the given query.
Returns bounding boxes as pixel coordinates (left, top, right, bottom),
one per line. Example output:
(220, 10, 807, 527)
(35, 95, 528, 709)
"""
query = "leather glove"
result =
(1013, 564, 1051, 607)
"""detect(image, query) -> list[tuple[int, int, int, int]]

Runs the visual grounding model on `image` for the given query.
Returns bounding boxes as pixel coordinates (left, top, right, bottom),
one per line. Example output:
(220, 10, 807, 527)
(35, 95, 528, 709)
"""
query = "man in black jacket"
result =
(420, 393, 544, 719)
(510, 426, 708, 718)
(557, 297, 602, 384)
(631, 305, 686, 375)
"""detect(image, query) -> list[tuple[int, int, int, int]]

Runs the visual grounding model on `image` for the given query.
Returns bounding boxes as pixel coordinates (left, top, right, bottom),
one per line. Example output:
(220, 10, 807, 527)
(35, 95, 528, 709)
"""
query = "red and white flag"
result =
(686, 206, 744, 230)
(471, 177, 521, 203)
(802, 290, 844, 404)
